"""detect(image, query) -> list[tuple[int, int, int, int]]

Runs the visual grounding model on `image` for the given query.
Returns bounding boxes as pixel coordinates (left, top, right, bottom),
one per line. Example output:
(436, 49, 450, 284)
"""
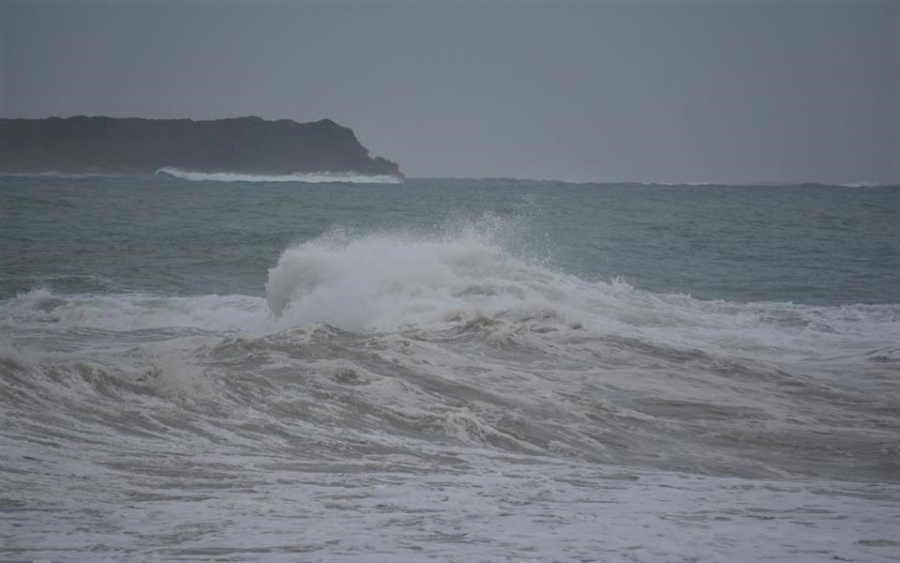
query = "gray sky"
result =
(1, 0, 897, 183)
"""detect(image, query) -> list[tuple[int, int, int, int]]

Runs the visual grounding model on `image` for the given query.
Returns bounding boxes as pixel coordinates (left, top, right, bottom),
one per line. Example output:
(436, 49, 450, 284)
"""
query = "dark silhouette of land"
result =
(0, 116, 402, 177)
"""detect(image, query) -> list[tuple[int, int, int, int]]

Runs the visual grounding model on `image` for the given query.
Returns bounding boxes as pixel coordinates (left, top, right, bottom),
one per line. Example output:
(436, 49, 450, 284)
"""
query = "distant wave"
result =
(155, 167, 403, 184)
(0, 171, 134, 179)
(838, 182, 895, 188)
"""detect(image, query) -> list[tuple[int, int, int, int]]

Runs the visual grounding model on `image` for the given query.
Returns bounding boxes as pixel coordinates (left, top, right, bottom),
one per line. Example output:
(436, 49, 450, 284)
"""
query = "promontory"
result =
(0, 116, 402, 178)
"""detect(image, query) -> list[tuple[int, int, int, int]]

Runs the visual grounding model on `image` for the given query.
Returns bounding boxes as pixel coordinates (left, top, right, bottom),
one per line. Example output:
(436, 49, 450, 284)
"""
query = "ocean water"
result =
(1, 174, 898, 562)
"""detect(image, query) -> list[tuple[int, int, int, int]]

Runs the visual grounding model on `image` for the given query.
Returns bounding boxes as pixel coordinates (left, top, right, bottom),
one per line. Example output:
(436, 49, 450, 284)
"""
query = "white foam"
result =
(1, 287, 271, 333)
(263, 228, 900, 365)
(156, 167, 403, 183)
(5, 226, 897, 369)
(265, 228, 575, 333)
(4, 445, 897, 562)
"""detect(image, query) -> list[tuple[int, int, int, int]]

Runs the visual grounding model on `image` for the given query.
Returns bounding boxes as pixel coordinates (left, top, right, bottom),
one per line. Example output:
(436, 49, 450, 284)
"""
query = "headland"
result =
(0, 116, 402, 178)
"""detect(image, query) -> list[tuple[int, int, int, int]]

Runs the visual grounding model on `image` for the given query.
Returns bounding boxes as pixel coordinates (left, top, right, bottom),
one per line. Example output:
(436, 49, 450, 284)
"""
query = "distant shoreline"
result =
(0, 116, 403, 179)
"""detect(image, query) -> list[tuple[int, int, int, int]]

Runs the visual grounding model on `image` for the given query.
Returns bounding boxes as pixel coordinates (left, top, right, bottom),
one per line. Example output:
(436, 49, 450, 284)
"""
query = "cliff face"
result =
(0, 116, 402, 177)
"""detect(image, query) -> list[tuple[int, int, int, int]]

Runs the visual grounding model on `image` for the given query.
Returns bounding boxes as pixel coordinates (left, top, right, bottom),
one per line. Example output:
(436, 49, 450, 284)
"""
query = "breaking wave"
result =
(2, 217, 899, 483)
(263, 227, 900, 359)
(4, 176, 900, 562)
(155, 167, 403, 183)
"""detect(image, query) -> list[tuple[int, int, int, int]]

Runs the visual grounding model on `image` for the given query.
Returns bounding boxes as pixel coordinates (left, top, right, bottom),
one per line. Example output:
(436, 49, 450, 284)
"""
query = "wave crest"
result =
(265, 230, 547, 332)
(155, 167, 403, 184)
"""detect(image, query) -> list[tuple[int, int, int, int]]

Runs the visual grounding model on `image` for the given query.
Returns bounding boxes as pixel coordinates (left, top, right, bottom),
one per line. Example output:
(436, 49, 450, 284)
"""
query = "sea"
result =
(1, 172, 898, 562)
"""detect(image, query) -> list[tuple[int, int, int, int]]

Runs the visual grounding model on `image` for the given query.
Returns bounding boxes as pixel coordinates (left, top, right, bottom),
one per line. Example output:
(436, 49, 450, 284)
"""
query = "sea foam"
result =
(155, 167, 403, 184)
(263, 228, 900, 365)
(265, 228, 576, 333)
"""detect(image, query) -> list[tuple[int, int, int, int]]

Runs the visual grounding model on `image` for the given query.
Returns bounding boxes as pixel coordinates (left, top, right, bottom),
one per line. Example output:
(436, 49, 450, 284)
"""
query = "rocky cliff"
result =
(0, 116, 402, 177)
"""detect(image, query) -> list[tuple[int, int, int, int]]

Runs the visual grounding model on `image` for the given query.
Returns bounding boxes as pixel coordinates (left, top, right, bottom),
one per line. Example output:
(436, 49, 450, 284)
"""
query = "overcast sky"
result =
(0, 0, 897, 183)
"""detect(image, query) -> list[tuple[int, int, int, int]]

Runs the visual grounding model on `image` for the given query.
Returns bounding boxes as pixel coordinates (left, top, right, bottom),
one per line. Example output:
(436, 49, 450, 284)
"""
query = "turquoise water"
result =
(2, 175, 899, 561)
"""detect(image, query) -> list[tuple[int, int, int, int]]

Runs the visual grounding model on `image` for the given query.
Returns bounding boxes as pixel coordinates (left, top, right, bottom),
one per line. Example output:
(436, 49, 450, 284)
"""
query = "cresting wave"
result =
(264, 229, 900, 358)
(5, 226, 899, 359)
(2, 227, 899, 482)
(155, 167, 404, 183)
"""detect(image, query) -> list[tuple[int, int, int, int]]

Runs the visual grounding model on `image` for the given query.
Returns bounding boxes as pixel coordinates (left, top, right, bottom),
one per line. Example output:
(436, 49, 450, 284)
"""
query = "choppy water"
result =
(2, 175, 899, 562)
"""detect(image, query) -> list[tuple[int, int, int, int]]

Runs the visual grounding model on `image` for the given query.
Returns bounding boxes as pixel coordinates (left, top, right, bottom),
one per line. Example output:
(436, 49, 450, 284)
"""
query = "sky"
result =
(0, 0, 897, 184)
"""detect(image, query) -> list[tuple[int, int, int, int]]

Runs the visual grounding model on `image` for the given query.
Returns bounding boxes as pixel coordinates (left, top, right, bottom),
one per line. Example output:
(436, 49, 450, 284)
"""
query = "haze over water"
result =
(2, 175, 898, 561)
(2, 0, 896, 184)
